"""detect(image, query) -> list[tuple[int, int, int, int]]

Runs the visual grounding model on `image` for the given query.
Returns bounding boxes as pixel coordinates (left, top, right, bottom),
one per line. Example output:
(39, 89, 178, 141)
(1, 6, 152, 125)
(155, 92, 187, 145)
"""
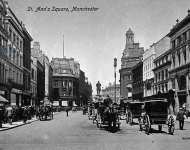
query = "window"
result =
(165, 69, 168, 79)
(183, 32, 187, 43)
(172, 53, 175, 67)
(158, 72, 160, 82)
(172, 40, 176, 49)
(165, 83, 168, 92)
(162, 70, 164, 81)
(183, 47, 186, 63)
(177, 51, 180, 66)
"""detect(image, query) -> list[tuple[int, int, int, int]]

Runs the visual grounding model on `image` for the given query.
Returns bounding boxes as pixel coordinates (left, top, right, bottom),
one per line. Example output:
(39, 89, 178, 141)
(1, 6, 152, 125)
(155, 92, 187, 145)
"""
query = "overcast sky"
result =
(8, 0, 190, 94)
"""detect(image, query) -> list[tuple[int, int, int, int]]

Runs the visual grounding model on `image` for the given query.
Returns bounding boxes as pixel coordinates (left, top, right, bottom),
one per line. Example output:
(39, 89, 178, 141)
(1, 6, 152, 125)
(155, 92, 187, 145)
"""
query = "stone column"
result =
(174, 77, 179, 114)
(186, 73, 190, 112)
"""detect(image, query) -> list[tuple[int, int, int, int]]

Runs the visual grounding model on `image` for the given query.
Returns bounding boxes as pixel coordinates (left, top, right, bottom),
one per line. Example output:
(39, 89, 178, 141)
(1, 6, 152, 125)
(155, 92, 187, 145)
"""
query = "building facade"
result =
(0, 0, 9, 100)
(0, 1, 32, 106)
(143, 44, 156, 97)
(31, 42, 45, 105)
(102, 83, 120, 103)
(31, 55, 37, 105)
(132, 61, 143, 101)
(168, 10, 190, 113)
(51, 57, 80, 107)
(119, 28, 144, 101)
(22, 26, 33, 106)
(153, 36, 171, 95)
(79, 70, 92, 106)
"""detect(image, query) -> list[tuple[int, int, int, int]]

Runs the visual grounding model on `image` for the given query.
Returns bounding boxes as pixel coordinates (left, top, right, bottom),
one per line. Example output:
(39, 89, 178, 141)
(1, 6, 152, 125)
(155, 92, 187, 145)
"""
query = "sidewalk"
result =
(0, 112, 60, 131)
(0, 117, 38, 131)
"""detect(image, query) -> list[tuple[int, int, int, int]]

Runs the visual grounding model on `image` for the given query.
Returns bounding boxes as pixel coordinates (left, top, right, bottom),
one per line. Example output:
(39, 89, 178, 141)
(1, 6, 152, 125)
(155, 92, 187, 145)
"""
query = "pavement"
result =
(0, 117, 38, 131)
(0, 112, 59, 131)
(1, 111, 190, 150)
(1, 112, 190, 132)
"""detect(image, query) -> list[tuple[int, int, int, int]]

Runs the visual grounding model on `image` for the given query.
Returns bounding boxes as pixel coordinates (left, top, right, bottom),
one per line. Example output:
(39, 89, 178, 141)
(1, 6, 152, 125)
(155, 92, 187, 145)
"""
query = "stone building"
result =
(31, 42, 46, 105)
(119, 28, 144, 101)
(153, 36, 171, 95)
(168, 10, 190, 113)
(143, 44, 156, 97)
(79, 70, 92, 106)
(132, 61, 143, 101)
(102, 83, 120, 103)
(0, 0, 9, 100)
(51, 57, 80, 107)
(31, 55, 37, 105)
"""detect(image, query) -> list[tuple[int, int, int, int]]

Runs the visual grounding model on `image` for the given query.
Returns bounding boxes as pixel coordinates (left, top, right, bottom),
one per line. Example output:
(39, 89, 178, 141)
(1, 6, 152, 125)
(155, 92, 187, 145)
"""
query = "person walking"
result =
(6, 105, 13, 125)
(177, 107, 186, 130)
(66, 107, 69, 117)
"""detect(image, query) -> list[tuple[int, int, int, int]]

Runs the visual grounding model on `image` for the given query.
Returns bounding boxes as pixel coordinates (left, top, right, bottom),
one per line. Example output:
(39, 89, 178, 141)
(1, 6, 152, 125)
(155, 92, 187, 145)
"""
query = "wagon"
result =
(126, 101, 144, 125)
(96, 99, 121, 129)
(139, 99, 175, 135)
(39, 105, 53, 121)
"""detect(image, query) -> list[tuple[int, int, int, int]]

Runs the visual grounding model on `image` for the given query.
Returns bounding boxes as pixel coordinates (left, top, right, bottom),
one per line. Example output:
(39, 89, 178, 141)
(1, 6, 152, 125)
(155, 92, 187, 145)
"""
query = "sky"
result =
(7, 0, 190, 94)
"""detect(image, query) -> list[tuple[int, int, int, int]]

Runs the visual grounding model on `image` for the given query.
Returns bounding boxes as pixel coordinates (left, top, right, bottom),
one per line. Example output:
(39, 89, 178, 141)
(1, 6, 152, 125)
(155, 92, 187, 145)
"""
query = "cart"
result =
(96, 98, 120, 129)
(126, 101, 144, 125)
(39, 104, 53, 121)
(139, 99, 175, 135)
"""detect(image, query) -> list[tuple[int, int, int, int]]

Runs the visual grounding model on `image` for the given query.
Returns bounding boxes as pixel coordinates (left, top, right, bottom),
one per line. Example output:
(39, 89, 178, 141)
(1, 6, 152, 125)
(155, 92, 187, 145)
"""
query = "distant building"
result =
(143, 44, 156, 98)
(168, 10, 190, 112)
(31, 56, 37, 105)
(31, 42, 45, 105)
(132, 61, 143, 101)
(102, 83, 120, 103)
(119, 28, 144, 101)
(51, 57, 80, 107)
(152, 36, 171, 96)
(79, 70, 92, 106)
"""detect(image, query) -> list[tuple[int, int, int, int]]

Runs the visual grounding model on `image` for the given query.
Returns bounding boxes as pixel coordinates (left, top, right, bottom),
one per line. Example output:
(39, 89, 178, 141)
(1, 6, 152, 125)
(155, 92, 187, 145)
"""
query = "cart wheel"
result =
(168, 116, 175, 135)
(158, 125, 162, 132)
(145, 115, 151, 135)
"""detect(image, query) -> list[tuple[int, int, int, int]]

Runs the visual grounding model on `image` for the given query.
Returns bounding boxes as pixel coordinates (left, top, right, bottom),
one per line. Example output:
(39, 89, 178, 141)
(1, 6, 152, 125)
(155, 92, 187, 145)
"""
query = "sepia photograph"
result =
(0, 0, 190, 149)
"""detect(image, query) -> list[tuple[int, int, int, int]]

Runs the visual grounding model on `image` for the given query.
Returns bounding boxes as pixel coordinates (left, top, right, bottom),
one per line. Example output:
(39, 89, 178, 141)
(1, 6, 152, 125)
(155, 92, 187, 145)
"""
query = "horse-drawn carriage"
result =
(39, 104, 53, 121)
(96, 98, 120, 129)
(126, 101, 144, 125)
(139, 99, 175, 135)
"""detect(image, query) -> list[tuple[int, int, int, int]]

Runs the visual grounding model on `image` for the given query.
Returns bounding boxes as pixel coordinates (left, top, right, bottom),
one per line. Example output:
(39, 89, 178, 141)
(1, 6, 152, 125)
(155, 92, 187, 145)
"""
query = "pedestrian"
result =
(66, 107, 69, 117)
(0, 106, 4, 128)
(6, 105, 13, 125)
(176, 107, 186, 130)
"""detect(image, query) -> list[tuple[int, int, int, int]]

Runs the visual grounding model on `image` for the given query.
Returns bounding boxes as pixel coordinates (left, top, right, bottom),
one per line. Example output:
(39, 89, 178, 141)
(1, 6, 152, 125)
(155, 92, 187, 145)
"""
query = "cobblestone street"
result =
(0, 111, 190, 150)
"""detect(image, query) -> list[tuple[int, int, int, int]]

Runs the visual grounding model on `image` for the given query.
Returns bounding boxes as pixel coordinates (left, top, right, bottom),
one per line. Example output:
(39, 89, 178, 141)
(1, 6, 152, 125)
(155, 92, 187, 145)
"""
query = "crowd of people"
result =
(0, 105, 36, 127)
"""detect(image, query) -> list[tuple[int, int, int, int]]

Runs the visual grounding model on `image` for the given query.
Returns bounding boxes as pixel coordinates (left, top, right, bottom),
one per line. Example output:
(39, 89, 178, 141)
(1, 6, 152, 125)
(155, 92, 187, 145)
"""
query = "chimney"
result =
(188, 9, 190, 16)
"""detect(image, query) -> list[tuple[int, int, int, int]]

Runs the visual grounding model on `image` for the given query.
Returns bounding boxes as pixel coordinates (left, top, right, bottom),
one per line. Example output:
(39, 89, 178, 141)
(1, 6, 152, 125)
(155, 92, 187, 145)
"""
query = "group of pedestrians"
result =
(0, 105, 36, 127)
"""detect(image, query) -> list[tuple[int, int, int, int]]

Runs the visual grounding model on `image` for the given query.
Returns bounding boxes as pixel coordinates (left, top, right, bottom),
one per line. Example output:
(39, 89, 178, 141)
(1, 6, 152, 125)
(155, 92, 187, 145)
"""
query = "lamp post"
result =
(114, 58, 117, 103)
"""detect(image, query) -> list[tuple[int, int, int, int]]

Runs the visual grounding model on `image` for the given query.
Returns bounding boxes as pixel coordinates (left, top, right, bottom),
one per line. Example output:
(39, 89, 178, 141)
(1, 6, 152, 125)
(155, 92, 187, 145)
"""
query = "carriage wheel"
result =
(144, 115, 151, 134)
(158, 125, 162, 132)
(168, 116, 175, 135)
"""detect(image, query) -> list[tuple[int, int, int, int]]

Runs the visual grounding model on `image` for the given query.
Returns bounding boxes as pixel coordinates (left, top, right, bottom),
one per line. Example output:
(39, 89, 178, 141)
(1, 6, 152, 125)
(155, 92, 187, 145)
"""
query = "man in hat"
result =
(177, 107, 186, 130)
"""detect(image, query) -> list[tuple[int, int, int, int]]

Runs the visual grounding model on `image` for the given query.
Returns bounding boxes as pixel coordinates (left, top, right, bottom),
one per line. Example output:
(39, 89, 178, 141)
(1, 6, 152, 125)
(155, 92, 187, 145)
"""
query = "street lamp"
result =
(114, 58, 117, 103)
